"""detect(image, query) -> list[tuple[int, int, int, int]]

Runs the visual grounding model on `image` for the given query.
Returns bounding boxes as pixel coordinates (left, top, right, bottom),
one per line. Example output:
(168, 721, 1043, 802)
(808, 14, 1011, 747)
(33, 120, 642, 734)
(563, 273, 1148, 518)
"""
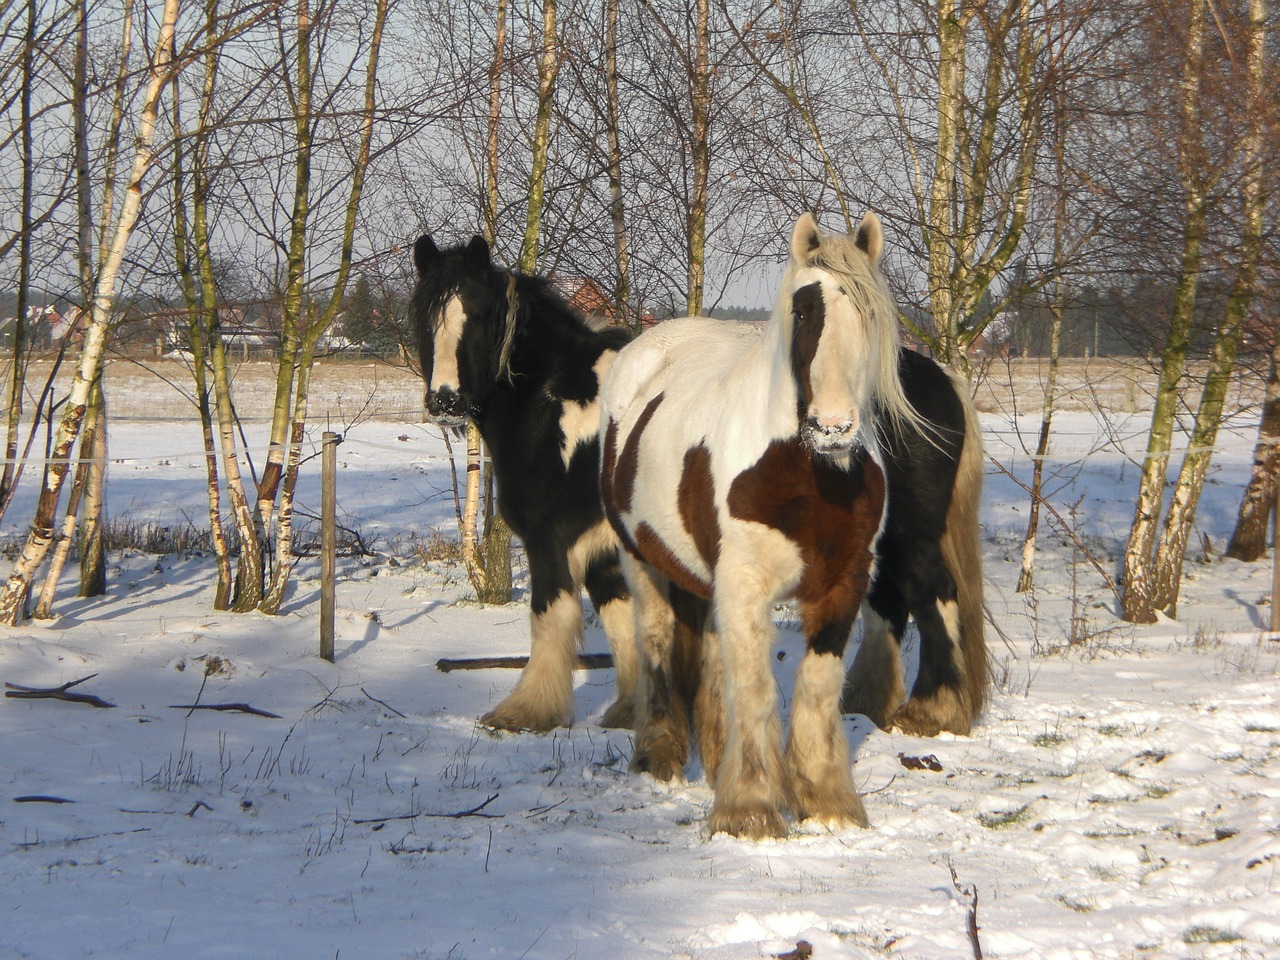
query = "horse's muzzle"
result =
(802, 415, 858, 454)
(425, 386, 469, 425)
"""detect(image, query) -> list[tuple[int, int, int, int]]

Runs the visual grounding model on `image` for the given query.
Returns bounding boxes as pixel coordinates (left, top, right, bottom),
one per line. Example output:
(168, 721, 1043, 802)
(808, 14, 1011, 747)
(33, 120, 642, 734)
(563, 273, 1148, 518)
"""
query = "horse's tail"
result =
(939, 371, 988, 724)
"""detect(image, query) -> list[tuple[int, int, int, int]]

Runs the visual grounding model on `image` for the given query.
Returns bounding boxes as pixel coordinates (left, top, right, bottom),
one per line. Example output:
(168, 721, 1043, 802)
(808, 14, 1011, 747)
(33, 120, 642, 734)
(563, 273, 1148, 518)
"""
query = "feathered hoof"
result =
(839, 683, 893, 728)
(886, 693, 973, 738)
(791, 788, 869, 830)
(708, 802, 788, 840)
(480, 699, 569, 734)
(630, 734, 688, 782)
(599, 695, 636, 730)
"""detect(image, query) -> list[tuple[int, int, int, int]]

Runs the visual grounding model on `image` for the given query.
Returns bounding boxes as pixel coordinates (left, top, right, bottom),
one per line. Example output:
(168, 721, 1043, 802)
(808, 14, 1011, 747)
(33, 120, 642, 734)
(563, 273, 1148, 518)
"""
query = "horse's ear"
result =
(413, 235, 438, 276)
(854, 212, 884, 265)
(790, 212, 822, 261)
(465, 235, 491, 267)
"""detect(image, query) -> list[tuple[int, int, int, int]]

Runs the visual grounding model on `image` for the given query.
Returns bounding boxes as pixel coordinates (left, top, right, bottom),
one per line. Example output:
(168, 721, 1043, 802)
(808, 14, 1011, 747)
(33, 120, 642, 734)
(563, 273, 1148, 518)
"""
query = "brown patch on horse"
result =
(678, 444, 720, 570)
(634, 522, 711, 598)
(601, 418, 626, 539)
(727, 440, 885, 653)
(608, 392, 664, 514)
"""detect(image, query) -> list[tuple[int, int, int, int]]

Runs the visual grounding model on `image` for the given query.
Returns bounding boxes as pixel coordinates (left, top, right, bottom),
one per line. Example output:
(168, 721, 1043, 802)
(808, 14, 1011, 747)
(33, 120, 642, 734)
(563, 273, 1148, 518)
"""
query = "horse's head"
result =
(412, 233, 515, 427)
(781, 211, 903, 456)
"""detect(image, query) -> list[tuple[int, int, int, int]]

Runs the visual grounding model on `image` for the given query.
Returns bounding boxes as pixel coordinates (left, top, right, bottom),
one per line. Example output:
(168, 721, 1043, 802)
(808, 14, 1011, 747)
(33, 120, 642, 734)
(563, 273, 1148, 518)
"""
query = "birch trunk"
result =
(1119, 0, 1207, 624)
(257, 0, 387, 614)
(1, 0, 34, 513)
(76, 381, 107, 597)
(32, 397, 97, 619)
(685, 0, 710, 317)
(255, 0, 313, 559)
(483, 0, 507, 247)
(0, 0, 180, 626)
(1226, 338, 1280, 561)
(172, 15, 234, 610)
(461, 421, 485, 590)
(1016, 0, 1067, 593)
(519, 0, 560, 272)
(604, 0, 633, 325)
(856, 0, 1040, 366)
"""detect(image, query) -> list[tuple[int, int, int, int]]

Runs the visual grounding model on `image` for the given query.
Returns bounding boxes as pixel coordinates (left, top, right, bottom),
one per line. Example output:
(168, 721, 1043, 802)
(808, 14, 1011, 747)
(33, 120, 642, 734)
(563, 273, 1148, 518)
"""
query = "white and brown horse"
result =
(601, 212, 919, 838)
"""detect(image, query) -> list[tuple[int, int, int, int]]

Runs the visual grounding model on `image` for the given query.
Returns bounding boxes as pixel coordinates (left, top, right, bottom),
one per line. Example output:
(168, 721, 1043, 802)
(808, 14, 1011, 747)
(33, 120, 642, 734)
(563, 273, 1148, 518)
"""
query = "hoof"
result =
(839, 684, 894, 728)
(630, 735, 688, 782)
(792, 794, 869, 830)
(599, 695, 636, 730)
(480, 701, 568, 734)
(886, 694, 972, 738)
(708, 802, 788, 840)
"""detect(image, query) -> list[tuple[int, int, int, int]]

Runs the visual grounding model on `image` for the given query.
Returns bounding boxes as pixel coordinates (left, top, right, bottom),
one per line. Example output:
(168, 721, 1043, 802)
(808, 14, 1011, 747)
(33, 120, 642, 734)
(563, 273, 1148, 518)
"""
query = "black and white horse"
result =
(412, 234, 636, 732)
(841, 346, 986, 737)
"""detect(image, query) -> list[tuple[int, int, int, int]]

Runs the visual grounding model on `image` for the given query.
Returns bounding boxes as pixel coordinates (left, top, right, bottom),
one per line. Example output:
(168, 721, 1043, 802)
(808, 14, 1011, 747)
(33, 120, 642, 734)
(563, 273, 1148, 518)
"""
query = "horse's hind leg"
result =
(840, 584, 908, 725)
(788, 623, 868, 829)
(626, 559, 692, 781)
(481, 547, 579, 733)
(584, 550, 637, 729)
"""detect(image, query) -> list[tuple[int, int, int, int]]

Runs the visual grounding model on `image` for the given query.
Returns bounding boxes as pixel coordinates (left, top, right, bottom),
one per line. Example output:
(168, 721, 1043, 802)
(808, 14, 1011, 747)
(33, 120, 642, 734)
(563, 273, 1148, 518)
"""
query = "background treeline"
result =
(0, 0, 1274, 625)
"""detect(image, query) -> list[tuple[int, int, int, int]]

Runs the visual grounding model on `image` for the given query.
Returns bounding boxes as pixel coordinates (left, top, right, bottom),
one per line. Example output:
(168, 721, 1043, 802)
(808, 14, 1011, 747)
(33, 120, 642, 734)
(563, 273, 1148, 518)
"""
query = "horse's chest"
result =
(726, 440, 886, 586)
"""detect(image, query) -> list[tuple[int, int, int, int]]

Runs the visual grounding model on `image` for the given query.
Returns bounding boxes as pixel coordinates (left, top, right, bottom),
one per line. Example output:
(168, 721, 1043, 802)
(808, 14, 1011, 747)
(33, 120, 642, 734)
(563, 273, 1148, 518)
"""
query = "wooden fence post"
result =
(320, 431, 342, 662)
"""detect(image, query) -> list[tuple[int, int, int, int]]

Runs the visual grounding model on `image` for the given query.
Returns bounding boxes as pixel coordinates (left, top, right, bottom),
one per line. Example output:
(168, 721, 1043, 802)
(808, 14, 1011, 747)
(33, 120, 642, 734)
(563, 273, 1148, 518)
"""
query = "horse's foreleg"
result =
(708, 556, 789, 840)
(888, 591, 972, 737)
(694, 618, 725, 786)
(584, 551, 637, 729)
(787, 641, 868, 829)
(481, 550, 579, 733)
(625, 559, 690, 781)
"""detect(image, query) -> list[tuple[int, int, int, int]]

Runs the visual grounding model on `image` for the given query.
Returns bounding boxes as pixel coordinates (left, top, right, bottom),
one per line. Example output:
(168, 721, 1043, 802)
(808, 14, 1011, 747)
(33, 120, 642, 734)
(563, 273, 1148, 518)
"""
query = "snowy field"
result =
(1, 357, 1277, 960)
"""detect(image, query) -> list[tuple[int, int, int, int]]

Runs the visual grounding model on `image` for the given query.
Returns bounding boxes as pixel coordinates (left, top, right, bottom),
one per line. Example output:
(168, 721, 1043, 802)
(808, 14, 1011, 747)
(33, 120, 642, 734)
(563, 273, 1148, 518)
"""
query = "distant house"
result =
(558, 277, 616, 325)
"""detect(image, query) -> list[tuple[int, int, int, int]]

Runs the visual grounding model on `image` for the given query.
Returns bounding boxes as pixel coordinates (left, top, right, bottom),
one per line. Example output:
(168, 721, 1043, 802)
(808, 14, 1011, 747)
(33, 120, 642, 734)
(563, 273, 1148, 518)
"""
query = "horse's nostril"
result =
(426, 387, 466, 419)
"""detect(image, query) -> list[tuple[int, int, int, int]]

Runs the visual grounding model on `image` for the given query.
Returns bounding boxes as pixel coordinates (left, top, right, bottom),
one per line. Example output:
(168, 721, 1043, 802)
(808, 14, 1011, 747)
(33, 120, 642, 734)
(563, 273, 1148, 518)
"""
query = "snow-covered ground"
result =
(1, 359, 1276, 960)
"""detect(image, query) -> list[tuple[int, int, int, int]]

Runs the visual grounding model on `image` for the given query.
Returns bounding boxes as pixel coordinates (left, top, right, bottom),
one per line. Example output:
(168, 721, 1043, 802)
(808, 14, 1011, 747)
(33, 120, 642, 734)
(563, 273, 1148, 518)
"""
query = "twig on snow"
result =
(354, 792, 500, 825)
(948, 860, 984, 960)
(5, 674, 115, 708)
(361, 687, 406, 717)
(168, 703, 282, 719)
(14, 795, 77, 804)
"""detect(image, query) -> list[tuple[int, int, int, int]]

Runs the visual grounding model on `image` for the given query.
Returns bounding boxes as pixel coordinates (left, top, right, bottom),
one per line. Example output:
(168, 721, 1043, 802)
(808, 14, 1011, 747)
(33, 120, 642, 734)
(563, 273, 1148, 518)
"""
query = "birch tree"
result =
(1141, 0, 1269, 616)
(1111, 0, 1269, 619)
(848, 0, 1044, 369)
(0, 0, 184, 625)
(257, 0, 390, 614)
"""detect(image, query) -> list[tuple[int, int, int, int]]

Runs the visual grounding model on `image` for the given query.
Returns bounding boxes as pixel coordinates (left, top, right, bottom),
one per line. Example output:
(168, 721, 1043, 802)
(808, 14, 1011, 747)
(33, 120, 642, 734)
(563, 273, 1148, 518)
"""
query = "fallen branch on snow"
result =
(5, 674, 115, 708)
(435, 653, 613, 672)
(354, 792, 500, 825)
(168, 703, 282, 719)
